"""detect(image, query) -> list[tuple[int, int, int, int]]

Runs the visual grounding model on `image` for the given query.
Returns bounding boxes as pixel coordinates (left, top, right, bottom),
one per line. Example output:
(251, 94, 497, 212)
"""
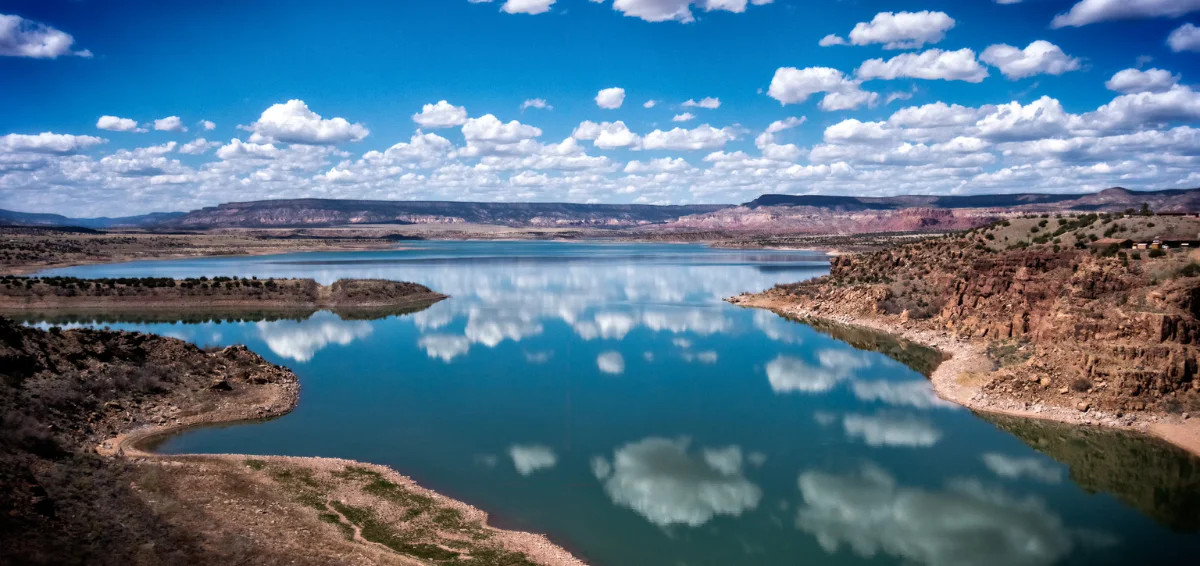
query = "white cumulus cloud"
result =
(0, 13, 91, 58)
(248, 100, 368, 144)
(413, 100, 469, 128)
(980, 41, 1082, 80)
(596, 87, 626, 109)
(1052, 0, 1200, 28)
(96, 116, 142, 132)
(828, 11, 956, 50)
(1168, 22, 1200, 52)
(857, 48, 989, 83)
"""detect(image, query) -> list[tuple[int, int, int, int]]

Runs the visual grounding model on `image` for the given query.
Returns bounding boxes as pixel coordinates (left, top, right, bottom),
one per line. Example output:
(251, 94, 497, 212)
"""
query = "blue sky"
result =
(2, 0, 1199, 215)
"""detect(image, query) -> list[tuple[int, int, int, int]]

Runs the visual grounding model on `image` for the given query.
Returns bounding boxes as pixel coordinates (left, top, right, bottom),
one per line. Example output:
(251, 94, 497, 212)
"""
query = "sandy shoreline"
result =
(727, 293, 1200, 458)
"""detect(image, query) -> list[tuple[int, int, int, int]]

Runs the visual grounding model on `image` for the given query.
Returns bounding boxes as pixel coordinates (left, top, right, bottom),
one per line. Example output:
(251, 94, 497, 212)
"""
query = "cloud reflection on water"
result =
(795, 464, 1079, 566)
(255, 312, 373, 362)
(592, 437, 762, 528)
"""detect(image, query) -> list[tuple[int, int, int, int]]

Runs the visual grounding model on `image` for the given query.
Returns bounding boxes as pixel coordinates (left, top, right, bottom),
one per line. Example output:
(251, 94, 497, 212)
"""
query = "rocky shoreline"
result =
(728, 293, 1200, 457)
(1, 316, 584, 565)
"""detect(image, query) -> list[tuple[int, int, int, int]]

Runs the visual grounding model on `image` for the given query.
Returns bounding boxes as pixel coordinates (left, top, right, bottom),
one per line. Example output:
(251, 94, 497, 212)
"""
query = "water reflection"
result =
(592, 438, 763, 528)
(255, 312, 374, 362)
(983, 413, 1200, 532)
(33, 242, 1200, 565)
(795, 464, 1087, 566)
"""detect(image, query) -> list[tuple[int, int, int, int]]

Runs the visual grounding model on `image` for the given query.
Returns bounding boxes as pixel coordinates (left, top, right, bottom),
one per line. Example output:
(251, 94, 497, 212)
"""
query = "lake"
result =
(34, 241, 1200, 565)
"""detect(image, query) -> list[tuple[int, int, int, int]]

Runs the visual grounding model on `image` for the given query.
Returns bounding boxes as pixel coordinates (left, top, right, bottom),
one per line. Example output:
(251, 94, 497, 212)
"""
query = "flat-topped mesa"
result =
(0, 276, 446, 310)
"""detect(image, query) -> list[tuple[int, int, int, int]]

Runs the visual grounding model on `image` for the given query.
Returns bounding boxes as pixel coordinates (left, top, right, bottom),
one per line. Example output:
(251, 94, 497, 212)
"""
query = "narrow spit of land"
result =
(0, 316, 584, 566)
(730, 212, 1200, 456)
(0, 276, 447, 312)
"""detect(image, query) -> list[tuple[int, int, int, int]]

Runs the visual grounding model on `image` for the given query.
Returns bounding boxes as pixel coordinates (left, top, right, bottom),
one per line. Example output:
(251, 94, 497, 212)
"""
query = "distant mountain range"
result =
(743, 187, 1200, 212)
(0, 209, 185, 229)
(3, 187, 1198, 232)
(159, 199, 728, 229)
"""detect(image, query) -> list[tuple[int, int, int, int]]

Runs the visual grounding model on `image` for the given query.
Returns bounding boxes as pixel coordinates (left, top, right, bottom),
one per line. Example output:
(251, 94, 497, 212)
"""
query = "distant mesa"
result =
(2, 187, 1199, 232)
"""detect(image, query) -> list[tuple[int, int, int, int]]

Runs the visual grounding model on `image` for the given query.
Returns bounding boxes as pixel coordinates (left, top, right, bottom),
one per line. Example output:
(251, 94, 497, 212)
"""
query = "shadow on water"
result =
(780, 313, 945, 377)
(981, 413, 1200, 533)
(2, 301, 440, 325)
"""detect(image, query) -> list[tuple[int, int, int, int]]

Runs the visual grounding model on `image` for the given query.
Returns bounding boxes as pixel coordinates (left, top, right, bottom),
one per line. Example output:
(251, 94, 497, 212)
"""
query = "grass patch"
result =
(319, 513, 355, 540)
(987, 339, 1032, 369)
(330, 501, 460, 561)
(244, 459, 266, 471)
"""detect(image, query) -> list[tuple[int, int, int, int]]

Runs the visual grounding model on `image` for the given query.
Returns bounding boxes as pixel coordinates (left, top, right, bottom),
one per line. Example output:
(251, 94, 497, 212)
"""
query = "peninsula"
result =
(0, 316, 582, 565)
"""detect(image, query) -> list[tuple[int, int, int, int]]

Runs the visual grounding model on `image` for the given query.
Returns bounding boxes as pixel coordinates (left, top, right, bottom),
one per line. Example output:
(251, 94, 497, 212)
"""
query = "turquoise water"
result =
(35, 241, 1200, 565)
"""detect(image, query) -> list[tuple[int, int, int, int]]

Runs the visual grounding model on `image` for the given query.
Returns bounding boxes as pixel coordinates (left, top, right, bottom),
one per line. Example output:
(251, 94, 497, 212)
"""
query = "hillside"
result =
(731, 211, 1200, 452)
(668, 187, 1200, 235)
(159, 199, 728, 229)
(743, 187, 1200, 212)
(0, 209, 184, 229)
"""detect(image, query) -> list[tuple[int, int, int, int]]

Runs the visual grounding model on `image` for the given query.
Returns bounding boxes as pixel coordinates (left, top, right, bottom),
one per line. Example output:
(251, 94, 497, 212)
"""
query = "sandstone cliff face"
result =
(771, 234, 1200, 416)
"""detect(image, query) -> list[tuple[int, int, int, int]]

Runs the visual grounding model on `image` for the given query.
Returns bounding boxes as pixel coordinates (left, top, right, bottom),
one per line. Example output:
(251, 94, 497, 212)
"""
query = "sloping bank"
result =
(0, 314, 584, 566)
(727, 232, 1200, 458)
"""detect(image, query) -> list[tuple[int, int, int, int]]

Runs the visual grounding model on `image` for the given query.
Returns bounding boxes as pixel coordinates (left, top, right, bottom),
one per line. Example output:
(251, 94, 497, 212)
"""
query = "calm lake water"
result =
(35, 241, 1200, 565)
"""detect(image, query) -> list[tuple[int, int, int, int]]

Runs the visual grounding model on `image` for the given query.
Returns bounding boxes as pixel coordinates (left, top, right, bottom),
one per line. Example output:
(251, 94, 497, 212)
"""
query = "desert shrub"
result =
(1070, 378, 1092, 392)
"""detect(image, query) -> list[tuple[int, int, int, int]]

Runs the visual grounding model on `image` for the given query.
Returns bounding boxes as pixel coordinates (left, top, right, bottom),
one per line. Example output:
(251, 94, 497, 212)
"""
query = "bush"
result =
(1149, 248, 1166, 258)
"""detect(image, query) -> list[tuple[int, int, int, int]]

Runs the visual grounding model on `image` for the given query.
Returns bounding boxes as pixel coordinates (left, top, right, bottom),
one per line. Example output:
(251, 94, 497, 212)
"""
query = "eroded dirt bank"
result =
(0, 317, 583, 566)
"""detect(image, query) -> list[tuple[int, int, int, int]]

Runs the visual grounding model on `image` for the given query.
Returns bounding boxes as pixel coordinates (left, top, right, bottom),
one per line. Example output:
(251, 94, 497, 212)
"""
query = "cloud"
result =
(520, 98, 553, 111)
(96, 116, 142, 132)
(682, 96, 720, 109)
(980, 41, 1082, 80)
(642, 124, 737, 150)
(766, 116, 806, 133)
(154, 116, 187, 132)
(597, 351, 625, 374)
(981, 453, 1063, 484)
(592, 437, 761, 527)
(178, 138, 221, 155)
(828, 11, 956, 50)
(857, 48, 989, 83)
(606, 0, 773, 24)
(596, 87, 626, 109)
(643, 100, 657, 108)
(1052, 0, 1200, 28)
(503, 0, 556, 14)
(413, 100, 469, 128)
(248, 99, 368, 144)
(672, 112, 696, 122)
(0, 13, 91, 58)
(767, 67, 879, 110)
(573, 120, 642, 149)
(215, 138, 281, 160)
(795, 465, 1076, 566)
(462, 114, 542, 142)
(840, 412, 943, 447)
(509, 444, 558, 475)
(1106, 67, 1180, 94)
(0, 132, 105, 154)
(200, 120, 216, 131)
(1168, 22, 1200, 52)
